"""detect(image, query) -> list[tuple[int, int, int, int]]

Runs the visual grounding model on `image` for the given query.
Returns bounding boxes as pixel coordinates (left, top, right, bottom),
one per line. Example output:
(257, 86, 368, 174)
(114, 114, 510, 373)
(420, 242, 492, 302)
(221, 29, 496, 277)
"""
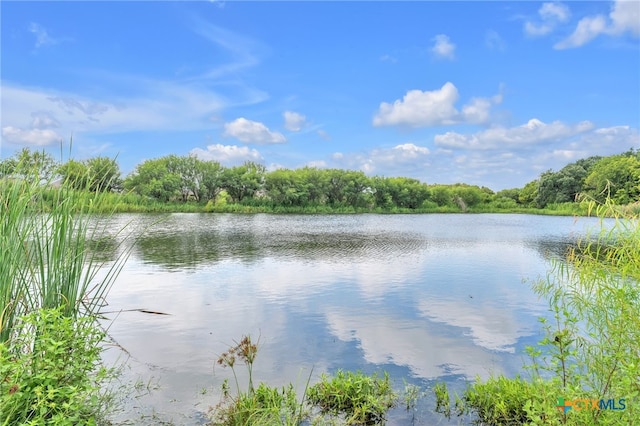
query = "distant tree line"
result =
(496, 149, 640, 208)
(1, 147, 639, 211)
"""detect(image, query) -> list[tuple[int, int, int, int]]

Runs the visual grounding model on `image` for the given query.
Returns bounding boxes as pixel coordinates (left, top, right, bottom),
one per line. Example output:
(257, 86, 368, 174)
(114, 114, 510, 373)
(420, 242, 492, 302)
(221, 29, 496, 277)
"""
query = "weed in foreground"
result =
(209, 335, 309, 426)
(307, 370, 397, 425)
(0, 307, 115, 425)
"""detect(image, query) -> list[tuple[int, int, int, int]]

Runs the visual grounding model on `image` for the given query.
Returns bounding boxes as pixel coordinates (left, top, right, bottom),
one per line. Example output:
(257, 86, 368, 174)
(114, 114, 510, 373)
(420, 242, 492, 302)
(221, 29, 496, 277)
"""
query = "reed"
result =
(0, 159, 132, 343)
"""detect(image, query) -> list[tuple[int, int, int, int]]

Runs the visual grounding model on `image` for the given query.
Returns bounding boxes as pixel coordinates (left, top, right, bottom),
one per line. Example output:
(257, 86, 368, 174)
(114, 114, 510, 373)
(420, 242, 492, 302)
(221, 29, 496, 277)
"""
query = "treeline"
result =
(496, 149, 640, 208)
(1, 148, 639, 213)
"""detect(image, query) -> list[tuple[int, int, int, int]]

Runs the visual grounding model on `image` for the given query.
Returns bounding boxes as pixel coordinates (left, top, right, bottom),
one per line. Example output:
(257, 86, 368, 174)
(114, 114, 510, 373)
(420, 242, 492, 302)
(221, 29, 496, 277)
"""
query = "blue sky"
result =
(1, 1, 639, 190)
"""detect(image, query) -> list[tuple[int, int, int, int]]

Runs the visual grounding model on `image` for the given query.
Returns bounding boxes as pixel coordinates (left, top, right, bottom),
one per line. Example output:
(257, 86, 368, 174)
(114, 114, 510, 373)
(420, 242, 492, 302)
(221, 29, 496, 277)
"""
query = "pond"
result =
(98, 213, 601, 425)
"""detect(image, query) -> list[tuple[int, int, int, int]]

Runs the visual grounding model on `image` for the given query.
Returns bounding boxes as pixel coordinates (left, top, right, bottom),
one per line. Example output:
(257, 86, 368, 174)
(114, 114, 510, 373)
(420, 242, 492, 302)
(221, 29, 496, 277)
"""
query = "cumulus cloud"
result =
(373, 83, 459, 127)
(283, 111, 306, 132)
(2, 126, 62, 146)
(524, 2, 571, 36)
(189, 143, 263, 165)
(609, 0, 640, 35)
(223, 118, 286, 144)
(555, 0, 640, 49)
(331, 143, 431, 175)
(372, 82, 501, 128)
(431, 34, 456, 60)
(435, 118, 595, 150)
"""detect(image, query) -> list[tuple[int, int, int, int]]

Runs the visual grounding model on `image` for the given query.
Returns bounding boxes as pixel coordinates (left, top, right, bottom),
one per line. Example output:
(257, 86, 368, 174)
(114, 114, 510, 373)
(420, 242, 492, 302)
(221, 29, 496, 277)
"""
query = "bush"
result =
(0, 307, 111, 425)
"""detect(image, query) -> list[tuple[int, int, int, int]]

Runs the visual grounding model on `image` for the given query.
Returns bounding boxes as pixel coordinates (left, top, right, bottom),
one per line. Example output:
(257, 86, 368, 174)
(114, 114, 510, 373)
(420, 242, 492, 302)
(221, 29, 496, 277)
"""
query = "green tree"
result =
(85, 156, 121, 192)
(198, 159, 224, 202)
(584, 155, 640, 204)
(265, 168, 310, 206)
(518, 180, 537, 207)
(59, 159, 89, 189)
(1, 148, 58, 182)
(533, 156, 601, 208)
(124, 157, 182, 202)
(221, 162, 266, 203)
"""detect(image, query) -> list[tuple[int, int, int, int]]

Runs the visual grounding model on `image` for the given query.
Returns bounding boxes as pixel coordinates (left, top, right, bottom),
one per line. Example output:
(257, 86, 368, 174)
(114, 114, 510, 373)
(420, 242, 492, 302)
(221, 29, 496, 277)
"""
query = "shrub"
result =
(0, 307, 112, 425)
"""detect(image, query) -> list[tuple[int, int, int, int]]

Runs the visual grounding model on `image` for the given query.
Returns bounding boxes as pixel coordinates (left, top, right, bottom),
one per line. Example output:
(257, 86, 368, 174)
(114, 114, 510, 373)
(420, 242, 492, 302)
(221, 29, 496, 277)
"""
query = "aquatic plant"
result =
(210, 335, 309, 426)
(307, 370, 397, 425)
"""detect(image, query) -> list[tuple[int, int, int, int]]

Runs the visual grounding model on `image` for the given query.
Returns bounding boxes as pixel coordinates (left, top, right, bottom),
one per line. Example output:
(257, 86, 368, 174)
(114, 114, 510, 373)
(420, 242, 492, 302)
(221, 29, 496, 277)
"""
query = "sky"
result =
(1, 1, 639, 191)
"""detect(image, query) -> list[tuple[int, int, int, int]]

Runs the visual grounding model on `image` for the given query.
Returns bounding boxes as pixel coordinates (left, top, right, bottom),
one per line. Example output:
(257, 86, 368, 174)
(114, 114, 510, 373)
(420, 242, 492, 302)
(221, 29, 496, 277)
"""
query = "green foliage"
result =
(210, 335, 309, 426)
(0, 148, 58, 182)
(0, 307, 111, 425)
(534, 156, 603, 208)
(584, 155, 640, 204)
(435, 198, 640, 425)
(307, 370, 397, 425)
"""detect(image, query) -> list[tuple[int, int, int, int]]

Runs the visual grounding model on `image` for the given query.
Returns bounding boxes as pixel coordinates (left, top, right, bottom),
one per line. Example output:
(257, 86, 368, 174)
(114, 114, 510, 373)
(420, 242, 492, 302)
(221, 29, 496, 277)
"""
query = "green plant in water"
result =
(307, 370, 397, 425)
(434, 197, 640, 425)
(210, 335, 309, 426)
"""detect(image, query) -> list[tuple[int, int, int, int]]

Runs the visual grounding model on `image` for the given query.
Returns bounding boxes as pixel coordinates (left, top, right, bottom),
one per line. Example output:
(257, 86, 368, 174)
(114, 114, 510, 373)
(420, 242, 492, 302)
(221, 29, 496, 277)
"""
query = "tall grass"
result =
(0, 165, 132, 343)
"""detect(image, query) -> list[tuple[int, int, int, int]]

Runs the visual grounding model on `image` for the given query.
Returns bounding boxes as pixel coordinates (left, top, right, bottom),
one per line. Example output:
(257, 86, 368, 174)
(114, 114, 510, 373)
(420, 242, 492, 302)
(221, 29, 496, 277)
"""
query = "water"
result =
(96, 213, 600, 425)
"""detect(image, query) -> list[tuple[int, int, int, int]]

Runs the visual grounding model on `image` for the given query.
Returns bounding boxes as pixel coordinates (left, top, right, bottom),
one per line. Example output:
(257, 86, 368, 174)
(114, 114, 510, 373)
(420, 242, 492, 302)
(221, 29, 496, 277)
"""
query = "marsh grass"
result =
(0, 157, 134, 422)
(1, 165, 132, 341)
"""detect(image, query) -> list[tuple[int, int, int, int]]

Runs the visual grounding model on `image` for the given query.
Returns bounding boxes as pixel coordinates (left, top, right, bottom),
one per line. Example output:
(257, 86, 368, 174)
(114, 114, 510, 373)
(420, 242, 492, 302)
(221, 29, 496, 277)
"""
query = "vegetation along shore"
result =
(0, 148, 638, 424)
(1, 147, 639, 215)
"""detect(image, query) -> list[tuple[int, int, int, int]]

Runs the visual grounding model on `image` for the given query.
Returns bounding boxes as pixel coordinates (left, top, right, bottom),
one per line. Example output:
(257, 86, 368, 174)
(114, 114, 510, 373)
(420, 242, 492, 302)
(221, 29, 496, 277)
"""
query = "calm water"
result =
(97, 213, 601, 425)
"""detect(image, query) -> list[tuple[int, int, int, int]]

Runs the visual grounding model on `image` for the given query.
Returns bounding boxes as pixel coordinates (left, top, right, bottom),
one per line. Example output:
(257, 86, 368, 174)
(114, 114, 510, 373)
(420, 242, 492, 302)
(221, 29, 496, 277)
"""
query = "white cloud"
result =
(331, 143, 431, 175)
(373, 83, 459, 127)
(283, 111, 306, 132)
(430, 34, 456, 60)
(373, 82, 501, 128)
(435, 119, 595, 150)
(2, 126, 62, 146)
(189, 143, 263, 165)
(306, 160, 327, 168)
(609, 0, 640, 35)
(1, 83, 227, 147)
(28, 22, 59, 48)
(554, 15, 608, 49)
(223, 118, 286, 144)
(190, 19, 264, 80)
(540, 2, 571, 22)
(30, 111, 60, 129)
(485, 30, 507, 51)
(524, 2, 571, 37)
(393, 143, 430, 156)
(555, 0, 640, 49)
(461, 98, 494, 125)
